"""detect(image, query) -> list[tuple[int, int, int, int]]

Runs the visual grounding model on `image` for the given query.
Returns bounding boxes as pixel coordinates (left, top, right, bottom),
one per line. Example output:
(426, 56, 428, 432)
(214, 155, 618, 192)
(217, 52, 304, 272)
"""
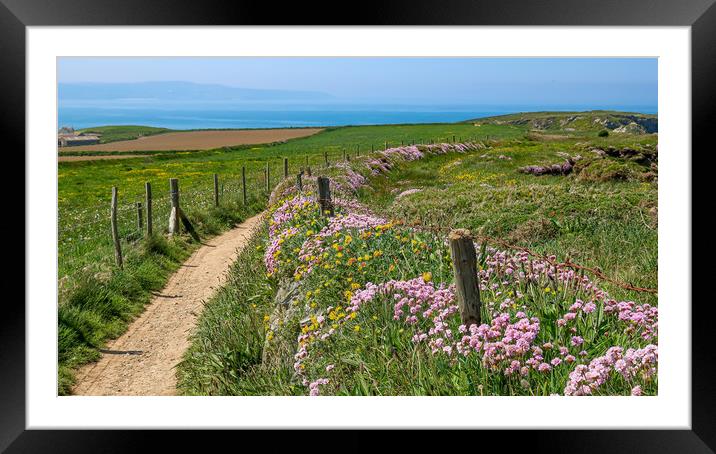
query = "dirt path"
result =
(71, 213, 264, 396)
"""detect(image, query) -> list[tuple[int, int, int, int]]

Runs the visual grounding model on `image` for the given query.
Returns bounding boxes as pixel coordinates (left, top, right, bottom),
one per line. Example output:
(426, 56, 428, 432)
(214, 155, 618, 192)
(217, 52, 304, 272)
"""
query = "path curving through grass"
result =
(71, 213, 264, 395)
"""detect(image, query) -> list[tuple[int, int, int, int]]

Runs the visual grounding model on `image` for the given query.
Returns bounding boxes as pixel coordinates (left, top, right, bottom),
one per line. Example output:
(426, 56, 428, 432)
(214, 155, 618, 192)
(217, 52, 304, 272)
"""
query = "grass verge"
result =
(59, 196, 265, 395)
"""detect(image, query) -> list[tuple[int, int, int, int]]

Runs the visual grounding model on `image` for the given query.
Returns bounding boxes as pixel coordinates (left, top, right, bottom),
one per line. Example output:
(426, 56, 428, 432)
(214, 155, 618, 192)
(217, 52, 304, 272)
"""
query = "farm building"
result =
(58, 127, 101, 147)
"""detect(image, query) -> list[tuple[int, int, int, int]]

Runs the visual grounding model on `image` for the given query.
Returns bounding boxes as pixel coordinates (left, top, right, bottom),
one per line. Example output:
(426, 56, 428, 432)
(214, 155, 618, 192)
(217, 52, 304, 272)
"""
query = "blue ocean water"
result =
(57, 102, 657, 130)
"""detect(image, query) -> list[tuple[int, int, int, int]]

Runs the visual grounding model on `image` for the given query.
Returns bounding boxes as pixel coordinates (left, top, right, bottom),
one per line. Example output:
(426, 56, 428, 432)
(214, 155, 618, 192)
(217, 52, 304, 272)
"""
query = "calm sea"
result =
(58, 102, 658, 130)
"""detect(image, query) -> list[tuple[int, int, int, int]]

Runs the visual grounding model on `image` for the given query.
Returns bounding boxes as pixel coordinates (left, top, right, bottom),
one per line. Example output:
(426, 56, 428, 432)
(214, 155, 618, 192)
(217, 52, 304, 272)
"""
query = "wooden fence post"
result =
(284, 157, 289, 178)
(324, 151, 329, 167)
(385, 141, 388, 150)
(213, 173, 219, 207)
(136, 201, 143, 231)
(145, 181, 153, 236)
(296, 172, 303, 191)
(305, 155, 309, 168)
(110, 187, 123, 269)
(265, 163, 270, 192)
(169, 178, 180, 235)
(342, 148, 347, 161)
(306, 165, 312, 177)
(449, 229, 481, 326)
(356, 144, 360, 156)
(371, 144, 374, 153)
(316, 176, 334, 217)
(242, 166, 247, 205)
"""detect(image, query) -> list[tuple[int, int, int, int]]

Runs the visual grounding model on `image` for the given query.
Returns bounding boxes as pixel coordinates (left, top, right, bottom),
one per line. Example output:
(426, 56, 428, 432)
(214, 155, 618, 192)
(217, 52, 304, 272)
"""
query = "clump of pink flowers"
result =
(564, 344, 658, 395)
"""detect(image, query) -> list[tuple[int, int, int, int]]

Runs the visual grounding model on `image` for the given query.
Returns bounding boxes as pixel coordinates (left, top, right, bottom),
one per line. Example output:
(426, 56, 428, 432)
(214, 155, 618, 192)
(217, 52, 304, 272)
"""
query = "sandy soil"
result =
(60, 128, 323, 152)
(71, 213, 264, 396)
(58, 154, 150, 162)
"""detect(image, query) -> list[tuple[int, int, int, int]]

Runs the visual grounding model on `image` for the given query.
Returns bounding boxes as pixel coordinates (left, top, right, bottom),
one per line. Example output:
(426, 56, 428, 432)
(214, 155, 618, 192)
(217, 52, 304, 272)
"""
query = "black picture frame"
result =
(5, 0, 713, 450)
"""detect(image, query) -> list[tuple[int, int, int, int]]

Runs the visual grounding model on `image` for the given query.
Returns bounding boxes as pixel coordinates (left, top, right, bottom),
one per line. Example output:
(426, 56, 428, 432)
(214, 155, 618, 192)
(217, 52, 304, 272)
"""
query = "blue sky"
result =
(58, 57, 657, 108)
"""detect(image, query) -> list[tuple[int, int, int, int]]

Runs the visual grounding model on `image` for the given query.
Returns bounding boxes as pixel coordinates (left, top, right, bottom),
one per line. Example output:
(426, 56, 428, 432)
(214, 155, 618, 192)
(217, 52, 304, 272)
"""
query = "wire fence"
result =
(57, 135, 500, 275)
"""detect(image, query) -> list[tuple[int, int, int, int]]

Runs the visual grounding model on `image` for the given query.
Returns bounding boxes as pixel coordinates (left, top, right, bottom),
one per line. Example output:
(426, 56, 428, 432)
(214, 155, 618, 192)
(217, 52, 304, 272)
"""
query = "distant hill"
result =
(58, 81, 334, 103)
(466, 110, 657, 134)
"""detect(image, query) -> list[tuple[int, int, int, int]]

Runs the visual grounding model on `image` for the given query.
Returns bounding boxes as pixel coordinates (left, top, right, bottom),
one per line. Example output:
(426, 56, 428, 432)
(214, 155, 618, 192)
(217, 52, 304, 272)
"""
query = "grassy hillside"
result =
(77, 125, 173, 143)
(467, 110, 658, 134)
(178, 127, 658, 396)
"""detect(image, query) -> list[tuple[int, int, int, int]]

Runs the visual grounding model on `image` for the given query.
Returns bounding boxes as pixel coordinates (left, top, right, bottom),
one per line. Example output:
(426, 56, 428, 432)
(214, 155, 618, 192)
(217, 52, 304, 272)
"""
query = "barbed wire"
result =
(379, 215, 658, 295)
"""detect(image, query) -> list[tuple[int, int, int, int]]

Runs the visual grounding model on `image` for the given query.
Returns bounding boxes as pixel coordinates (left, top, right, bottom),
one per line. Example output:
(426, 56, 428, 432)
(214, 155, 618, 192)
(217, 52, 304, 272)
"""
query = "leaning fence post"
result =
(145, 181, 153, 236)
(316, 176, 334, 217)
(449, 229, 481, 326)
(110, 187, 123, 269)
(241, 166, 247, 205)
(169, 178, 180, 235)
(284, 157, 289, 179)
(213, 173, 219, 207)
(136, 201, 143, 231)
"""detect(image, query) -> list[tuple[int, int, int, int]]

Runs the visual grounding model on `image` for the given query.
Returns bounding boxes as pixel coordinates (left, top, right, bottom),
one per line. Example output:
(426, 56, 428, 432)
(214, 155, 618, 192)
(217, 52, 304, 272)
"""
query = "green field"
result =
(175, 114, 658, 396)
(76, 125, 172, 143)
(57, 122, 520, 394)
(59, 112, 658, 396)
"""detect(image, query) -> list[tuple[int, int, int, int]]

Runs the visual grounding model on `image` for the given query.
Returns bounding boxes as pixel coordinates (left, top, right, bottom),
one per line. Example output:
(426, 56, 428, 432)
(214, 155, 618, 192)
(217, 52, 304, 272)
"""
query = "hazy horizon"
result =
(58, 57, 657, 129)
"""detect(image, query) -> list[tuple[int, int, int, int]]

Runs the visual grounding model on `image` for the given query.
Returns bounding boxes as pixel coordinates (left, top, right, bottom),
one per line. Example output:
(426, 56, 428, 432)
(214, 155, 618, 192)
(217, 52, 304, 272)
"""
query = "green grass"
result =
(178, 128, 658, 396)
(361, 134, 657, 304)
(177, 229, 283, 395)
(62, 114, 657, 396)
(77, 125, 172, 143)
(59, 121, 522, 394)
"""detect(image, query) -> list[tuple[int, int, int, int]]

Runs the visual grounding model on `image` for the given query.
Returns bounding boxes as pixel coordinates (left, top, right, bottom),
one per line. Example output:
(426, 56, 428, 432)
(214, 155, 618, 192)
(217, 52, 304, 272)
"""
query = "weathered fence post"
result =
(343, 148, 347, 161)
(296, 172, 303, 191)
(284, 157, 289, 178)
(306, 165, 312, 177)
(145, 181, 153, 236)
(136, 201, 143, 231)
(453, 135, 456, 143)
(449, 229, 481, 326)
(385, 141, 388, 150)
(265, 162, 270, 192)
(316, 176, 334, 217)
(324, 151, 329, 167)
(371, 144, 374, 153)
(213, 173, 219, 207)
(169, 178, 180, 235)
(356, 144, 360, 156)
(242, 166, 247, 205)
(401, 140, 404, 146)
(305, 155, 309, 168)
(110, 187, 123, 269)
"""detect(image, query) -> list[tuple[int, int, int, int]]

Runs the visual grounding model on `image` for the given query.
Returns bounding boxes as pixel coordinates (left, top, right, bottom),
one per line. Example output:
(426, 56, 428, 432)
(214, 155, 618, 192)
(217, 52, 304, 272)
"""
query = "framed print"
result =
(5, 0, 715, 449)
